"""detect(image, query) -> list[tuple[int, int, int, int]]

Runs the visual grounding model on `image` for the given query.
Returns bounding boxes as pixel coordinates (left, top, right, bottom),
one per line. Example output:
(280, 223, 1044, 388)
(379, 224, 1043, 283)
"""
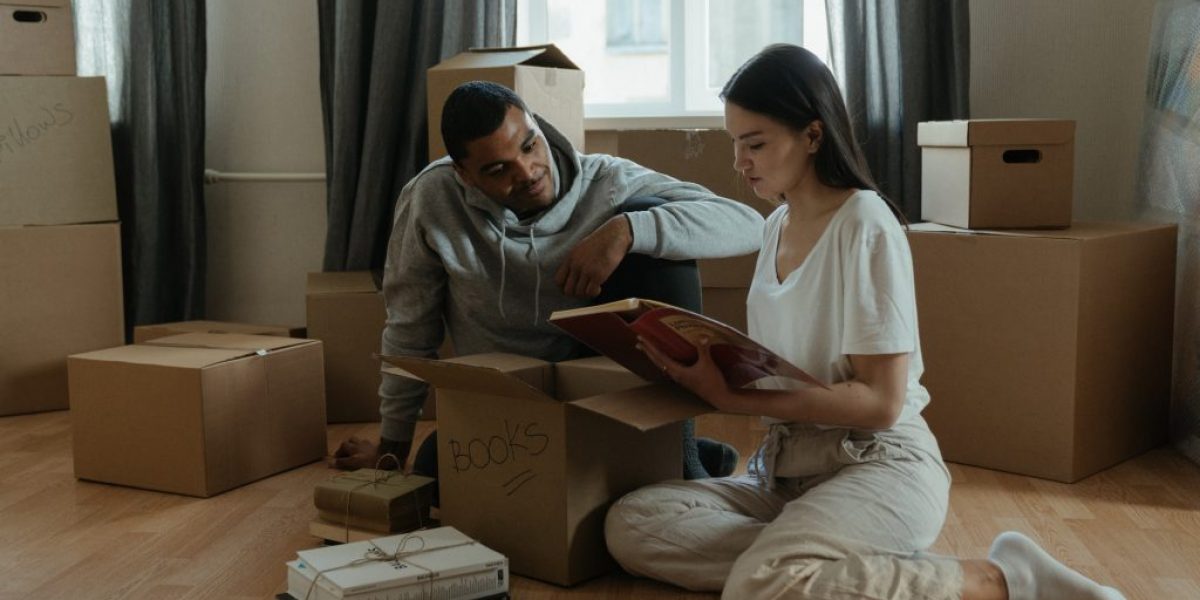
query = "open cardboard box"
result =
(382, 353, 713, 586)
(427, 44, 584, 160)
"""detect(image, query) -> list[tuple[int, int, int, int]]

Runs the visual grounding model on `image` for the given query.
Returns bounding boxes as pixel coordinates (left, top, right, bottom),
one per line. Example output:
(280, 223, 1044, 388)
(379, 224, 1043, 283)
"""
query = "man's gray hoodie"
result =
(378, 117, 765, 443)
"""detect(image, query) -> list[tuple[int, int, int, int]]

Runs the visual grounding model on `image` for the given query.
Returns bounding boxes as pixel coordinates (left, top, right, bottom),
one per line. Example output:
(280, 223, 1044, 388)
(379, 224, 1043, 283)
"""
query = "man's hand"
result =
(554, 215, 633, 298)
(330, 436, 411, 471)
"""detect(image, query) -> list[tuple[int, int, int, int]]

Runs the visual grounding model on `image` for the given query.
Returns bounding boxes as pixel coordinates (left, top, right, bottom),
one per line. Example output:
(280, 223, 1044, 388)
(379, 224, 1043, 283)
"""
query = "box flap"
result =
(380, 354, 554, 403)
(909, 221, 1168, 241)
(430, 43, 580, 71)
(145, 332, 313, 352)
(306, 271, 380, 295)
(69, 344, 253, 369)
(917, 119, 1075, 147)
(569, 384, 714, 431)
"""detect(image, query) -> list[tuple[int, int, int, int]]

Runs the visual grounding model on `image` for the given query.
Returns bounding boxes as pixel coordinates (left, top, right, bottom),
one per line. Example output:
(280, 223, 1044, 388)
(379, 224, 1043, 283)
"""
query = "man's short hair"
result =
(440, 81, 530, 163)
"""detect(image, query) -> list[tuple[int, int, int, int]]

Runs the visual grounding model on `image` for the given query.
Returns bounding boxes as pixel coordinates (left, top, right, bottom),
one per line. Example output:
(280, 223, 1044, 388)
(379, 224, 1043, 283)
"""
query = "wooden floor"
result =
(2, 411, 1199, 599)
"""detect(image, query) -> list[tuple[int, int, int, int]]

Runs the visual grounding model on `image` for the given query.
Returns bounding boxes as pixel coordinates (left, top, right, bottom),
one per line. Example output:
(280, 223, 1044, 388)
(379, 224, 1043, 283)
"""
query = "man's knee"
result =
(600, 196, 702, 311)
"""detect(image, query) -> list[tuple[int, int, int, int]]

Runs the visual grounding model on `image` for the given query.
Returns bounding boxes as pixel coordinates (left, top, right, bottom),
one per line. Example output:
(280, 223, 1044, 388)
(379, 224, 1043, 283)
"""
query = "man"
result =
(334, 81, 764, 479)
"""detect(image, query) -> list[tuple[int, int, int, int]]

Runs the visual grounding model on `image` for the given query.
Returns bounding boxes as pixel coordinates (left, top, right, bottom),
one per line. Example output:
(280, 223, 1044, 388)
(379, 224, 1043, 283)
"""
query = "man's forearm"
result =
(378, 370, 427, 444)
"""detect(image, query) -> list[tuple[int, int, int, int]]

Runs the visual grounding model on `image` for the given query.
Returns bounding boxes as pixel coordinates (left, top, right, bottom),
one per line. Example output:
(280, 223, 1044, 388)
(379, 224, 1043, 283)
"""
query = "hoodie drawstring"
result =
(529, 226, 541, 326)
(496, 220, 543, 326)
(498, 222, 508, 321)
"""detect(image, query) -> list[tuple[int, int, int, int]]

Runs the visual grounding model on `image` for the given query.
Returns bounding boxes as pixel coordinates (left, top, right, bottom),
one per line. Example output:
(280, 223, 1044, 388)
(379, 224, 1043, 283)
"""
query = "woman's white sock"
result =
(987, 531, 1125, 600)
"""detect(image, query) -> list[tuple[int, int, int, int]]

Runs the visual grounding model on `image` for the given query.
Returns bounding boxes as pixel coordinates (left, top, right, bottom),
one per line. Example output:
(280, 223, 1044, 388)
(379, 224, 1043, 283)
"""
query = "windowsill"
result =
(584, 115, 725, 131)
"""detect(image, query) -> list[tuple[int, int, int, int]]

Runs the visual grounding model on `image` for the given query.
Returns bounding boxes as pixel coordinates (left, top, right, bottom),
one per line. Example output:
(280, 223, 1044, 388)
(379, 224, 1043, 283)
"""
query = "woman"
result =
(604, 44, 1123, 600)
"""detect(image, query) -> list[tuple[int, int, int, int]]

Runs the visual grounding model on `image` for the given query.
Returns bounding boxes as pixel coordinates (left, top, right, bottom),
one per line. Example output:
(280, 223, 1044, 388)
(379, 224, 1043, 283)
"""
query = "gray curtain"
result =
(1133, 0, 1200, 466)
(75, 0, 207, 337)
(825, 0, 969, 220)
(318, 0, 516, 271)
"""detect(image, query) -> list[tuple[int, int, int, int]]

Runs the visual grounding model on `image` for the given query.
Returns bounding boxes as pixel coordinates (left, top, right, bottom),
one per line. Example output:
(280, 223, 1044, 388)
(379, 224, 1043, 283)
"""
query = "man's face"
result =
(454, 105, 556, 215)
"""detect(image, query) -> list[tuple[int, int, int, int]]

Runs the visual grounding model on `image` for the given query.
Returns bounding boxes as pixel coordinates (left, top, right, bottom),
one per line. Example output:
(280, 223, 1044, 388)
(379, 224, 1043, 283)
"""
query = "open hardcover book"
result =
(549, 298, 826, 389)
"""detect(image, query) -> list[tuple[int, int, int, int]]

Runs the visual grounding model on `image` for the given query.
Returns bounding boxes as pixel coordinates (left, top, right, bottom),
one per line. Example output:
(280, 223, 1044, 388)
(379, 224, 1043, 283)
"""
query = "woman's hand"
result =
(637, 335, 743, 412)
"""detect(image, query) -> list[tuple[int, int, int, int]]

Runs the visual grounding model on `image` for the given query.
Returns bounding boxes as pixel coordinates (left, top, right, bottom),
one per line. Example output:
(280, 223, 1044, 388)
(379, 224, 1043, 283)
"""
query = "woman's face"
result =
(724, 101, 818, 202)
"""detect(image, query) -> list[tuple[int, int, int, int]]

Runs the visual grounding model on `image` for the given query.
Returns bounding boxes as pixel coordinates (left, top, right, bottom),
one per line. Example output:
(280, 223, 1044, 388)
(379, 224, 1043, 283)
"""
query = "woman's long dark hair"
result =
(721, 44, 905, 223)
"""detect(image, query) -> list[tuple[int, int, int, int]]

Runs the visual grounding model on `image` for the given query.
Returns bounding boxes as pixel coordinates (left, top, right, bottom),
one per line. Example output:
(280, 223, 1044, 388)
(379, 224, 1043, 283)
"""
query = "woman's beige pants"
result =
(605, 416, 964, 599)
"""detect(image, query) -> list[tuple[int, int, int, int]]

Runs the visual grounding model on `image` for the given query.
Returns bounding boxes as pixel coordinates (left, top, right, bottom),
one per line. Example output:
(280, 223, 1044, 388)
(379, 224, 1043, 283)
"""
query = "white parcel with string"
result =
(286, 526, 508, 600)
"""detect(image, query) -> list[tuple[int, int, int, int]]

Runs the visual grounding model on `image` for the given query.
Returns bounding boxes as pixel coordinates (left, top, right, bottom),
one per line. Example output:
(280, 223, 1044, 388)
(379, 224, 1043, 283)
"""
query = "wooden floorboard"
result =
(1, 410, 1197, 599)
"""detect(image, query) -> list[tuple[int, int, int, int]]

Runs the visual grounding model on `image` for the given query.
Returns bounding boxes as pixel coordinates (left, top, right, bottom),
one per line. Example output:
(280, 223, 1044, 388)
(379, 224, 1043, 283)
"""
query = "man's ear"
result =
(452, 161, 473, 186)
(807, 120, 824, 153)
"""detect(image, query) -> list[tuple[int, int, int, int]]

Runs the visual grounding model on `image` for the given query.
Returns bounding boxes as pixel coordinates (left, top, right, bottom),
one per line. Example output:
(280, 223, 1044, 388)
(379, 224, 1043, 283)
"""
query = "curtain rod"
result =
(203, 168, 326, 184)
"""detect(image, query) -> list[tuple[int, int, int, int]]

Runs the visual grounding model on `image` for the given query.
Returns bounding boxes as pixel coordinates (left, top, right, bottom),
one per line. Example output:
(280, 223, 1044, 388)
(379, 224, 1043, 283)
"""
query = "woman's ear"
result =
(807, 120, 824, 153)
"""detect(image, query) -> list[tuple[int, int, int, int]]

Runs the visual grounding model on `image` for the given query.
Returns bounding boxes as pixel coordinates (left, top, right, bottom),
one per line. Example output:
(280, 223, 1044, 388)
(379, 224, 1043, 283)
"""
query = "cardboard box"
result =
(918, 119, 1075, 229)
(307, 271, 452, 423)
(382, 353, 712, 586)
(0, 77, 118, 226)
(909, 222, 1176, 482)
(306, 271, 386, 423)
(68, 333, 328, 497)
(702, 287, 749, 334)
(0, 1, 75, 75)
(586, 129, 771, 289)
(427, 44, 584, 160)
(133, 320, 306, 343)
(1, 223, 123, 416)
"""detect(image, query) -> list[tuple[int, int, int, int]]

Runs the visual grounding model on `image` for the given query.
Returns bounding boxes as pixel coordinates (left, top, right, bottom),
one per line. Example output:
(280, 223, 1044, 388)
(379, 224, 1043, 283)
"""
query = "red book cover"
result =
(550, 298, 826, 389)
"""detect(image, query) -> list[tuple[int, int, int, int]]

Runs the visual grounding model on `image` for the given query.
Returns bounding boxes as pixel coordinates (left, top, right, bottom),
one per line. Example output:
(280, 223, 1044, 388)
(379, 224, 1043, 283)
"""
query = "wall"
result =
(200, 1, 1158, 325)
(204, 0, 326, 327)
(970, 0, 1156, 220)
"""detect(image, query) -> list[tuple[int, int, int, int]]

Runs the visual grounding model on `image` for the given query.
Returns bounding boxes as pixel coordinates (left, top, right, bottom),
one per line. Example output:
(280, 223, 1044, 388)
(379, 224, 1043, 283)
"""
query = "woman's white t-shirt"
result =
(746, 190, 930, 426)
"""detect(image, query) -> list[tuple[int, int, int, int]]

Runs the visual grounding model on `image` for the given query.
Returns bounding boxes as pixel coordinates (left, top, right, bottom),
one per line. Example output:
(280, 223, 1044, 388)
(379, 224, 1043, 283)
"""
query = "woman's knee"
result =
(606, 485, 671, 563)
(605, 482, 705, 564)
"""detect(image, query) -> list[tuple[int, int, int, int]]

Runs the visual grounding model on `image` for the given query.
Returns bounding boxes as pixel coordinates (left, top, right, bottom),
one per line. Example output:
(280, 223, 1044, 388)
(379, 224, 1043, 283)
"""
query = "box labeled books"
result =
(313, 469, 435, 533)
(286, 526, 508, 600)
(381, 352, 703, 585)
(549, 297, 826, 389)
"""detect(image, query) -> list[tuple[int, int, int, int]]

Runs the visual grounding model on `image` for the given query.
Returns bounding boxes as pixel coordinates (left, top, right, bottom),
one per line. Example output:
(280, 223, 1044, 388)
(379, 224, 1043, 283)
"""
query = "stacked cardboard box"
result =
(918, 119, 1075, 229)
(0, 1, 75, 76)
(914, 119, 1178, 481)
(1, 56, 124, 415)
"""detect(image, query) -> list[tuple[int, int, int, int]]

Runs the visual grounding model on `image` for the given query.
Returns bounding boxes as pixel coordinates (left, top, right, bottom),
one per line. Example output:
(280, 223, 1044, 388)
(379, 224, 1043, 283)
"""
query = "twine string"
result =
(300, 530, 480, 600)
(336, 453, 428, 542)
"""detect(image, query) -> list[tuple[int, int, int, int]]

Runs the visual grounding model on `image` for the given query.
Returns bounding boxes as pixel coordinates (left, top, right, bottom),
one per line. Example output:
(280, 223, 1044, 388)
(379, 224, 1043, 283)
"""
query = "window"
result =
(517, 0, 828, 121)
(607, 0, 667, 52)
